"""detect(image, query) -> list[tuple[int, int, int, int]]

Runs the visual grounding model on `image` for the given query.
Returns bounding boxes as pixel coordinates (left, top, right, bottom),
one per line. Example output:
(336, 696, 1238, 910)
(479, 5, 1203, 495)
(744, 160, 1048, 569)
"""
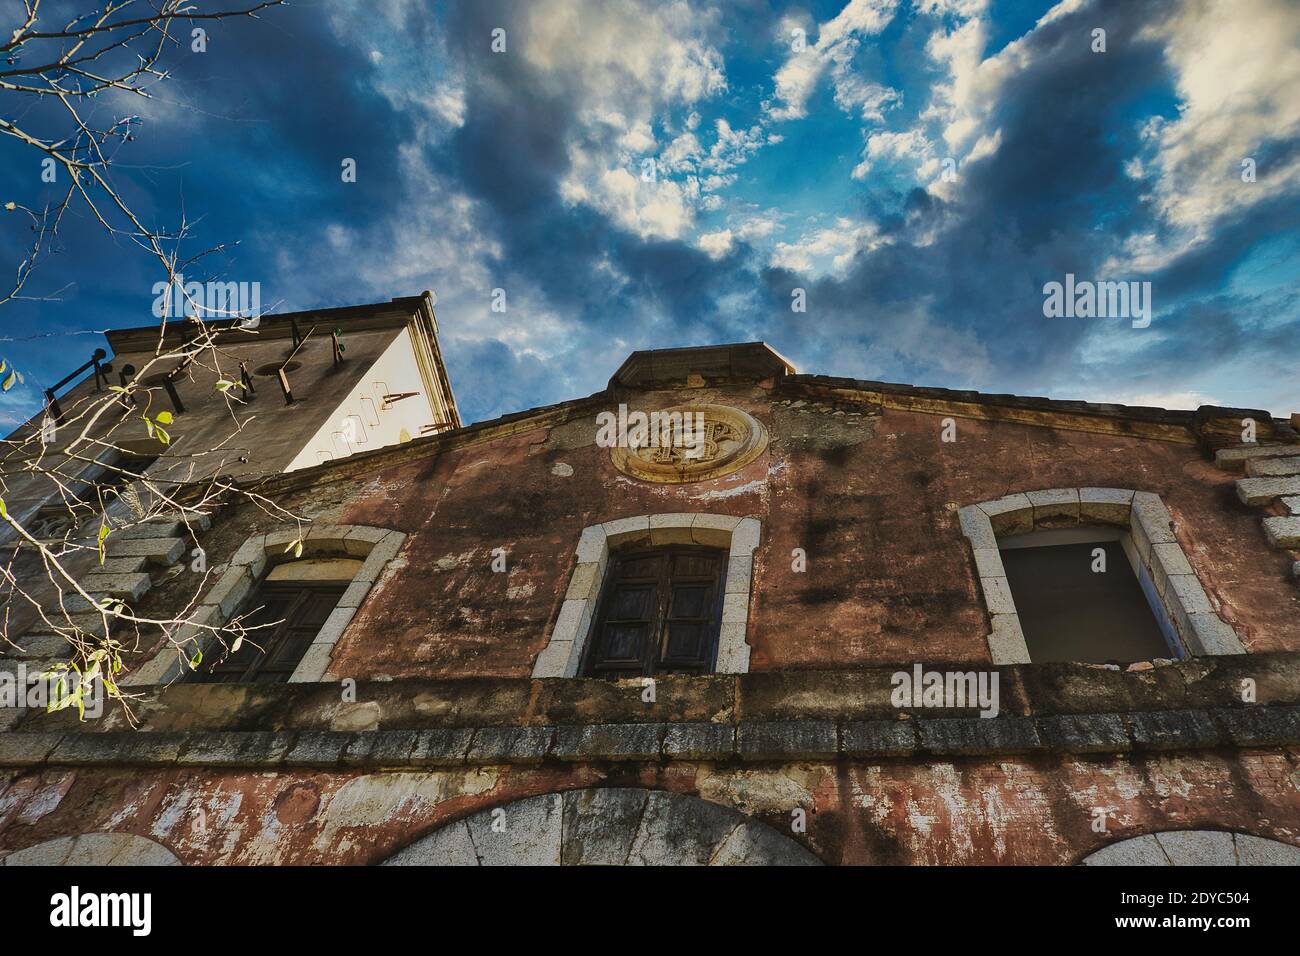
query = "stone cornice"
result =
(12, 652, 1300, 734)
(4, 705, 1298, 770)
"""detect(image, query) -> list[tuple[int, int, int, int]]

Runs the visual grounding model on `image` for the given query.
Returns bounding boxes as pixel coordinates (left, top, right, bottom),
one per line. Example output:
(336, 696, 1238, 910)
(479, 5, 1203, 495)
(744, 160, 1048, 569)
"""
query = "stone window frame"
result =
(127, 524, 405, 685)
(958, 488, 1245, 664)
(532, 513, 760, 678)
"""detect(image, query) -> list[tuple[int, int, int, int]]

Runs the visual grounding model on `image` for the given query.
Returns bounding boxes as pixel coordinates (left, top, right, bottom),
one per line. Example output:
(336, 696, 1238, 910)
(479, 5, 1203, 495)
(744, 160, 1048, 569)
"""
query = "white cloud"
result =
(770, 217, 882, 275)
(852, 128, 933, 179)
(1117, 0, 1300, 268)
(1095, 390, 1220, 410)
(697, 229, 734, 258)
(834, 79, 903, 122)
(703, 119, 769, 174)
(531, 0, 732, 241)
(522, 0, 726, 109)
(768, 0, 900, 121)
(735, 214, 781, 241)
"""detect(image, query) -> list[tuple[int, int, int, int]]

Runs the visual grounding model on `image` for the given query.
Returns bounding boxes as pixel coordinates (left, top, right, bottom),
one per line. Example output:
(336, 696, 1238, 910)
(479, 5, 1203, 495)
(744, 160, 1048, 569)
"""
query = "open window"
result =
(998, 528, 1173, 663)
(959, 488, 1245, 664)
(582, 545, 727, 678)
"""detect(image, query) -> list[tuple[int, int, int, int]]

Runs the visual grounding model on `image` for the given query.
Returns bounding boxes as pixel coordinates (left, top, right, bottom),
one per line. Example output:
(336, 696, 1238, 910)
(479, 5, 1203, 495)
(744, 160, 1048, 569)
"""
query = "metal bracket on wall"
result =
(381, 391, 420, 410)
(277, 324, 316, 405)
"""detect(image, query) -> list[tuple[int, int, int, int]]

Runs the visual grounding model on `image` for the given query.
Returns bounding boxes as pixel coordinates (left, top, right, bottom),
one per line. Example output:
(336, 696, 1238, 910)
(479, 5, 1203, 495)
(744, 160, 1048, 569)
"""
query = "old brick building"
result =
(2, 334, 1299, 866)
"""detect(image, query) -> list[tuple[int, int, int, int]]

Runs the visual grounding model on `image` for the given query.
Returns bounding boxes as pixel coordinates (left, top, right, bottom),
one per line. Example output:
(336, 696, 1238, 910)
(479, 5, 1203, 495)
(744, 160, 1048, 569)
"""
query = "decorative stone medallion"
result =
(610, 403, 769, 483)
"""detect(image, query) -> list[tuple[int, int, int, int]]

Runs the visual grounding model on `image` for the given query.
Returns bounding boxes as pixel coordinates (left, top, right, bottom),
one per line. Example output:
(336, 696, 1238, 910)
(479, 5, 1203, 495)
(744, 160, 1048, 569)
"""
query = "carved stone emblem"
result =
(609, 404, 768, 483)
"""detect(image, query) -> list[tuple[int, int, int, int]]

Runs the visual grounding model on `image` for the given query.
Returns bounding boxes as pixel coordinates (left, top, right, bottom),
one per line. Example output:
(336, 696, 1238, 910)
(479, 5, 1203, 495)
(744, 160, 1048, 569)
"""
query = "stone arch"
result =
(127, 523, 406, 684)
(957, 487, 1244, 663)
(532, 513, 760, 677)
(381, 788, 821, 866)
(1081, 830, 1300, 866)
(1, 833, 181, 866)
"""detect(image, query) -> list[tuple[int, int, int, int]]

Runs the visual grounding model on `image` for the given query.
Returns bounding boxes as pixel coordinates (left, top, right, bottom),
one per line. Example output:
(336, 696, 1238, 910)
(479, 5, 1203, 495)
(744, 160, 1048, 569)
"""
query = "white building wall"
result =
(284, 328, 437, 472)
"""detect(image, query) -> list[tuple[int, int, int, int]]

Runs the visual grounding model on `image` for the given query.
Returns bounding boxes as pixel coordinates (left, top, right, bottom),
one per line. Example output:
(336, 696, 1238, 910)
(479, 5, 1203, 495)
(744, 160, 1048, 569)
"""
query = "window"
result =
(190, 557, 360, 684)
(998, 529, 1171, 664)
(583, 545, 727, 678)
(532, 514, 760, 678)
(959, 488, 1245, 664)
(193, 582, 345, 683)
(129, 525, 406, 686)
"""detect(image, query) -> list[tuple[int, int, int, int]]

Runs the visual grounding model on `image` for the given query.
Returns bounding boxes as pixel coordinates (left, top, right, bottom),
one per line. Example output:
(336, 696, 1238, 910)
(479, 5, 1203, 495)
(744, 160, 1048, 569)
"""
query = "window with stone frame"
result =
(189, 558, 359, 684)
(959, 488, 1245, 665)
(581, 545, 728, 678)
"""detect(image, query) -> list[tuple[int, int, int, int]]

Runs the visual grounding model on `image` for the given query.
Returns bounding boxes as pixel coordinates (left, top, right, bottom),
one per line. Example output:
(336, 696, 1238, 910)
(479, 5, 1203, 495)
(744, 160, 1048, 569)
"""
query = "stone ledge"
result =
(16, 652, 1300, 736)
(8, 706, 1297, 769)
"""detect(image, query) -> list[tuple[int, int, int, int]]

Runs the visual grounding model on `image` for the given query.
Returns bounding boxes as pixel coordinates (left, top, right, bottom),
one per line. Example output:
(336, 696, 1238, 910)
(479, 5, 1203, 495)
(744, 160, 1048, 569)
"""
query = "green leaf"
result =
(230, 636, 243, 654)
(97, 521, 110, 564)
(3, 202, 14, 211)
(1, 370, 15, 391)
(189, 649, 203, 669)
(215, 379, 237, 391)
(154, 425, 170, 445)
(143, 417, 154, 438)
(0, 497, 6, 520)
(155, 410, 173, 425)
(284, 539, 304, 558)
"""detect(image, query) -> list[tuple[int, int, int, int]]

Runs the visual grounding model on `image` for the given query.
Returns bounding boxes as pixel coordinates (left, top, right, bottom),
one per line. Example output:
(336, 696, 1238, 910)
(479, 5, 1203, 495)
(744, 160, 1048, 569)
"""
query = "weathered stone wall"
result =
(2, 752, 1295, 865)
(4, 659, 1299, 864)
(122, 377, 1296, 681)
(3, 366, 1297, 865)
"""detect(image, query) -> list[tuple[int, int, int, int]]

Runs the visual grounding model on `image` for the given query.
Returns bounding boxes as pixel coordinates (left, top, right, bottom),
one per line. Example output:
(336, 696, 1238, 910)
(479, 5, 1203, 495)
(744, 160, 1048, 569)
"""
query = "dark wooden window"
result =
(193, 582, 345, 684)
(582, 546, 728, 678)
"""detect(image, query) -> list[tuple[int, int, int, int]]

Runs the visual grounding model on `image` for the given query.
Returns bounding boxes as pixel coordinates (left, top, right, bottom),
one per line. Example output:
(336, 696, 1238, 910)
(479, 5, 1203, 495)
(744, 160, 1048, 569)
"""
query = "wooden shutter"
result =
(197, 582, 345, 684)
(583, 546, 727, 678)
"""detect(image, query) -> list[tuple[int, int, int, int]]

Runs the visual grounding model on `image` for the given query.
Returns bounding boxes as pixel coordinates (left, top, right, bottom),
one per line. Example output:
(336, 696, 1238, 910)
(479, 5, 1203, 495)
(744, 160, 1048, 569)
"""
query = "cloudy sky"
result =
(1, 0, 1297, 426)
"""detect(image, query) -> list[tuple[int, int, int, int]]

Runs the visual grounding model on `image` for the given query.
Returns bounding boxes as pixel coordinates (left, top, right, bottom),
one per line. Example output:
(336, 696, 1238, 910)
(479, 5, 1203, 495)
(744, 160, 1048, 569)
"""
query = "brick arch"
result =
(127, 523, 405, 685)
(1081, 830, 1300, 866)
(1, 832, 181, 866)
(957, 488, 1245, 663)
(531, 513, 760, 677)
(380, 788, 821, 866)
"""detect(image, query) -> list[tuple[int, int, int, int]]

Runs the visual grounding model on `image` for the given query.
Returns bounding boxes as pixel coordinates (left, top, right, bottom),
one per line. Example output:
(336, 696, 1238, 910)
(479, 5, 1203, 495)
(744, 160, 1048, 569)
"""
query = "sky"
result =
(1, 0, 1297, 427)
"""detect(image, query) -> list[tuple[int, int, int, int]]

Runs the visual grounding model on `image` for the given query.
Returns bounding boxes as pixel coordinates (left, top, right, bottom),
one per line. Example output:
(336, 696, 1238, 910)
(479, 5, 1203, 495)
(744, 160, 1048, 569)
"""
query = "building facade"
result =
(1, 341, 1299, 865)
(0, 295, 458, 664)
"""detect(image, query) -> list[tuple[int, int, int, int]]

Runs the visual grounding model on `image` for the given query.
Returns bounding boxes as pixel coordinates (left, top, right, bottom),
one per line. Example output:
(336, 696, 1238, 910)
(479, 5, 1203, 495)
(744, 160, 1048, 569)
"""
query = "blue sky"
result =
(2, 0, 1297, 426)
